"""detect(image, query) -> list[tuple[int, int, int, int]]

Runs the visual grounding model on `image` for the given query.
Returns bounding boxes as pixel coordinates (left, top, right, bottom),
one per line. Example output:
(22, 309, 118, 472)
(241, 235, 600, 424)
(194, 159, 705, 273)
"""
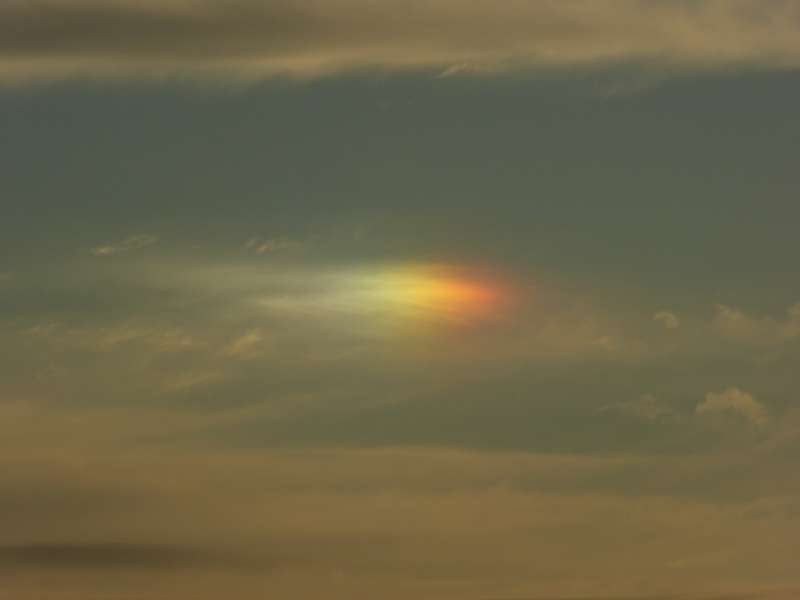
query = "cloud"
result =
(1, 442, 797, 597)
(3, 1, 800, 83)
(221, 328, 269, 360)
(654, 311, 680, 330)
(116, 258, 648, 363)
(0, 543, 243, 571)
(23, 322, 201, 354)
(696, 388, 769, 429)
(2, 387, 800, 598)
(712, 302, 800, 344)
(90, 234, 158, 257)
(162, 370, 226, 393)
(245, 237, 300, 255)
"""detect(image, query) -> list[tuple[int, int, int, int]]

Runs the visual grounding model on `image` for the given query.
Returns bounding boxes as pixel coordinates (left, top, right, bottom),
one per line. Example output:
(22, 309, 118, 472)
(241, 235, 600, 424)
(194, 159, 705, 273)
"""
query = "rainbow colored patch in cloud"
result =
(333, 265, 510, 326)
(255, 263, 514, 331)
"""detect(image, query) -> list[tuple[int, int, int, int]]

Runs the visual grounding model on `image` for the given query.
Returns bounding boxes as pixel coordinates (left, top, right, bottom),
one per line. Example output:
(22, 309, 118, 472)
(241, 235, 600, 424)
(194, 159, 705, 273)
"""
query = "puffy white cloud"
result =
(654, 310, 680, 330)
(712, 302, 800, 344)
(696, 387, 769, 429)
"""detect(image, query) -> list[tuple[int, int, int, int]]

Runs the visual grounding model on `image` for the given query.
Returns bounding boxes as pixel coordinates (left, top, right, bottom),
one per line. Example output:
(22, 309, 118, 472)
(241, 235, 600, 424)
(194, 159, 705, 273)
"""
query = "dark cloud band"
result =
(0, 543, 245, 571)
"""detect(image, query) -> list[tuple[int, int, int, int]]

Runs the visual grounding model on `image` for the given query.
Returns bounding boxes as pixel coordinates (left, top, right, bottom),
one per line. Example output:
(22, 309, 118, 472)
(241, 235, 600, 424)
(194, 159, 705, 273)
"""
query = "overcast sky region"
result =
(2, 2, 800, 599)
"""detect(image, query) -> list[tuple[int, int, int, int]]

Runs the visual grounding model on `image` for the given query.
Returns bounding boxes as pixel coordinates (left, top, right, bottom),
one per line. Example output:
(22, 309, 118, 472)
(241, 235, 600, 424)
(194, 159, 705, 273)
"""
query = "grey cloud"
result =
(0, 543, 242, 571)
(3, 1, 800, 82)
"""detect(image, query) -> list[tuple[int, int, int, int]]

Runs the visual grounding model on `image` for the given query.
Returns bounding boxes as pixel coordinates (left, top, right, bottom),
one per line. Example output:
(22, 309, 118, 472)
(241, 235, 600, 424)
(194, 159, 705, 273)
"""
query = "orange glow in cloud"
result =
(344, 265, 511, 326)
(255, 264, 516, 330)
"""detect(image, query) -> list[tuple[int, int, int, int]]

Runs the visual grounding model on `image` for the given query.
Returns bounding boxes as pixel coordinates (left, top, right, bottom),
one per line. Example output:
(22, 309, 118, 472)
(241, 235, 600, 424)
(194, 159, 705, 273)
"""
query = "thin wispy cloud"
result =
(90, 234, 158, 257)
(245, 236, 300, 255)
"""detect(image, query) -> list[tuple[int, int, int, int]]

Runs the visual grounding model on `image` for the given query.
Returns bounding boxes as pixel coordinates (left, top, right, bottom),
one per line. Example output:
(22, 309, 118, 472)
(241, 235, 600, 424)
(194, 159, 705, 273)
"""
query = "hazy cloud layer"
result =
(3, 0, 800, 82)
(1, 413, 799, 597)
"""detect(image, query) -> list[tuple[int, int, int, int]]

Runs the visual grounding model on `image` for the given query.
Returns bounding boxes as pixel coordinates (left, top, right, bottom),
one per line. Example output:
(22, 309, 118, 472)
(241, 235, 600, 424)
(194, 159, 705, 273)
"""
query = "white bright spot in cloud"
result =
(254, 264, 511, 329)
(654, 311, 680, 330)
(696, 387, 770, 429)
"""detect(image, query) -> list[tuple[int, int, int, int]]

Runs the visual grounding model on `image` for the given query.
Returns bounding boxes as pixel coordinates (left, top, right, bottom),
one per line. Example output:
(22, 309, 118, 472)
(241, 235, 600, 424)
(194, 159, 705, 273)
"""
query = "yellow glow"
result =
(344, 266, 509, 325)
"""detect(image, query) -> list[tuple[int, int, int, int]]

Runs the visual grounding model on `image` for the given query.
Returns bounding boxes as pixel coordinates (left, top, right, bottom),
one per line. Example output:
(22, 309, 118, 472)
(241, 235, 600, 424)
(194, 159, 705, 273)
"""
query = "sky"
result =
(2, 2, 800, 599)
